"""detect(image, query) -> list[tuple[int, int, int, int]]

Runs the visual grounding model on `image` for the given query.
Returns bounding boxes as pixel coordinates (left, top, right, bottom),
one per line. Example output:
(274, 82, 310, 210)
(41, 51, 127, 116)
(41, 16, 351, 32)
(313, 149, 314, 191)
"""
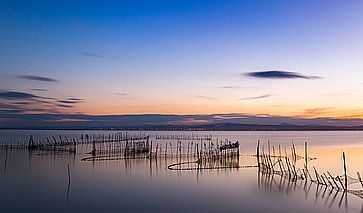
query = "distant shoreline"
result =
(1, 123, 363, 131)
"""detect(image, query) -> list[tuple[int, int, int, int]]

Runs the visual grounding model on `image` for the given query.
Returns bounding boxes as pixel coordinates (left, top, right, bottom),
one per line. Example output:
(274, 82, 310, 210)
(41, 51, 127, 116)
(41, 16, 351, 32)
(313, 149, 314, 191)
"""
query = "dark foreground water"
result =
(1, 130, 363, 213)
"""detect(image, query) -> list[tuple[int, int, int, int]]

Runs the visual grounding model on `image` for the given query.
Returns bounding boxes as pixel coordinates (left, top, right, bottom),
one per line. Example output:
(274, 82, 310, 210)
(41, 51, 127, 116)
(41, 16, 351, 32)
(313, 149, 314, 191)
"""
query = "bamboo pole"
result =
(285, 157, 291, 178)
(292, 141, 296, 162)
(357, 172, 363, 188)
(320, 174, 327, 185)
(277, 159, 283, 174)
(304, 142, 308, 167)
(256, 140, 260, 169)
(336, 176, 345, 190)
(305, 165, 313, 181)
(342, 151, 347, 191)
(323, 173, 334, 188)
(313, 166, 321, 184)
(327, 171, 340, 189)
(279, 145, 285, 171)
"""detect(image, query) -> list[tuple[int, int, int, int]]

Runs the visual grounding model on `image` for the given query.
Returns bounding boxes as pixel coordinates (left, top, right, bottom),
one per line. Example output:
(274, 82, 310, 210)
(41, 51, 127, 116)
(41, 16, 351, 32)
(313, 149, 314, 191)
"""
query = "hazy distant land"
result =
(2, 123, 363, 131)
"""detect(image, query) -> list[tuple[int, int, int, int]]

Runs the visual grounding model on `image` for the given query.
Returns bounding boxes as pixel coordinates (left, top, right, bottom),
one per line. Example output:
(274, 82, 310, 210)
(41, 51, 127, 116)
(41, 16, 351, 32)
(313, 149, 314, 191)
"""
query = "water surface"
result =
(1, 130, 363, 212)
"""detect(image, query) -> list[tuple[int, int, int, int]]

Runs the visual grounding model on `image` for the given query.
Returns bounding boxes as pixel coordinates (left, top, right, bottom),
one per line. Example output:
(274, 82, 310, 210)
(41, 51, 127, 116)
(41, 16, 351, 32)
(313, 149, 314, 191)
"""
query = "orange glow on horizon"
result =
(72, 100, 363, 120)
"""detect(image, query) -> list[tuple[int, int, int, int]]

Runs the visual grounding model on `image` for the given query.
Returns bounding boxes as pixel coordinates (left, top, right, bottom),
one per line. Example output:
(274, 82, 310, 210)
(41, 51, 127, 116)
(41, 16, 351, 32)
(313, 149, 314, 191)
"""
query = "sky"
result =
(1, 0, 363, 127)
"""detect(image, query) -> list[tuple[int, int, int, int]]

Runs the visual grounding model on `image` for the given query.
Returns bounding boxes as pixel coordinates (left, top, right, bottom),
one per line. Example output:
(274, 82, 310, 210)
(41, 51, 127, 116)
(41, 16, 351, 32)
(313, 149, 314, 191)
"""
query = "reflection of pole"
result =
(67, 164, 71, 185)
(149, 141, 152, 161)
(66, 164, 71, 202)
(91, 140, 96, 156)
(3, 148, 8, 174)
(187, 142, 190, 157)
(155, 143, 158, 158)
(257, 165, 261, 189)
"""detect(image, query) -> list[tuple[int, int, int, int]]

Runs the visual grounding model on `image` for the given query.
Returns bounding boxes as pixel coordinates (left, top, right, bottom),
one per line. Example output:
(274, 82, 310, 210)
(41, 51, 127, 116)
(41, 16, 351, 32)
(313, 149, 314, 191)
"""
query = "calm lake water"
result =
(1, 130, 363, 212)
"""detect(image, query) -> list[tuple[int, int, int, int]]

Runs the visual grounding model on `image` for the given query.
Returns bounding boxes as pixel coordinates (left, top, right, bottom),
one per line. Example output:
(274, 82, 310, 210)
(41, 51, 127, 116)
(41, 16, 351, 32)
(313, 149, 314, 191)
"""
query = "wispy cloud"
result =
(67, 98, 83, 101)
(219, 86, 254, 89)
(0, 90, 84, 115)
(30, 88, 48, 92)
(13, 101, 33, 105)
(190, 95, 217, 100)
(239, 94, 271, 100)
(177, 118, 211, 124)
(244, 71, 321, 80)
(343, 114, 363, 119)
(17, 75, 59, 82)
(57, 100, 81, 104)
(80, 52, 106, 58)
(0, 102, 17, 109)
(116, 93, 129, 96)
(56, 98, 83, 107)
(0, 91, 38, 99)
(80, 52, 120, 60)
(55, 103, 74, 108)
(296, 107, 332, 118)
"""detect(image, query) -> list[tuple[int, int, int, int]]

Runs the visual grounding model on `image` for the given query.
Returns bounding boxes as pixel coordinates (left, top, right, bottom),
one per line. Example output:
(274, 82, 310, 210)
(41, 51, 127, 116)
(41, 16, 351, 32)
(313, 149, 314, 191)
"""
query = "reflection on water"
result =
(257, 158, 348, 209)
(258, 164, 350, 210)
(3, 148, 8, 175)
(1, 130, 363, 212)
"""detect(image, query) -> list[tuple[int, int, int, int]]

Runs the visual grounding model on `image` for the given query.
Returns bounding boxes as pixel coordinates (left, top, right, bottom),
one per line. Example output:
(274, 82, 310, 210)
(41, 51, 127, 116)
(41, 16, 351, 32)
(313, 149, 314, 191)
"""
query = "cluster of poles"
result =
(258, 168, 349, 209)
(28, 135, 77, 153)
(0, 135, 78, 153)
(167, 140, 242, 170)
(256, 140, 363, 200)
(89, 135, 150, 156)
(80, 132, 148, 144)
(83, 136, 243, 171)
(150, 139, 239, 159)
(84, 137, 233, 161)
(0, 132, 151, 156)
(0, 142, 27, 150)
(155, 133, 212, 141)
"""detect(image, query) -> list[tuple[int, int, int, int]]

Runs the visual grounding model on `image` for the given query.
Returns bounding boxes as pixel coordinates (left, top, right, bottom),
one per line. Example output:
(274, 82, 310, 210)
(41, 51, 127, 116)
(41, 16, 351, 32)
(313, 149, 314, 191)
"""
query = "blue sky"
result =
(1, 0, 363, 126)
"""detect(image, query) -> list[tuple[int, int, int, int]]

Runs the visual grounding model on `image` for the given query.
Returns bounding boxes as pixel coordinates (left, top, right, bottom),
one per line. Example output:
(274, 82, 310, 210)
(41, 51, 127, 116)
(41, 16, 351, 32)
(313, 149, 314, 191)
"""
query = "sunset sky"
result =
(1, 1, 363, 127)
